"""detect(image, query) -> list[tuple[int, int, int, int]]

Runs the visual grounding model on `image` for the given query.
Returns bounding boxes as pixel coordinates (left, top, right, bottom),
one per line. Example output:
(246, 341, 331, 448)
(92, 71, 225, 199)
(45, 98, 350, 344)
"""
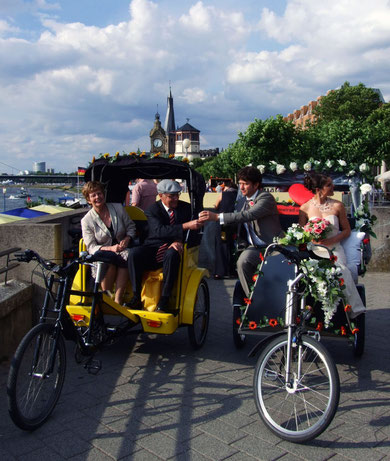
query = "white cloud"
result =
(0, 0, 390, 172)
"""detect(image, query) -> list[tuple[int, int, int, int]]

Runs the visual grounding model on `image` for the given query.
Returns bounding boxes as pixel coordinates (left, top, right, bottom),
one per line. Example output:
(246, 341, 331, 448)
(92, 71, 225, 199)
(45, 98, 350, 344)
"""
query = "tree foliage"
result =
(193, 82, 389, 180)
(313, 82, 383, 122)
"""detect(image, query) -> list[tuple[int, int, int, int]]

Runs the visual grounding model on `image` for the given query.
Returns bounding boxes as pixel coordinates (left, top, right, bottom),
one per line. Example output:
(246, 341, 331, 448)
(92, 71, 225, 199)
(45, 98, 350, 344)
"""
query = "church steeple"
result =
(164, 85, 176, 154)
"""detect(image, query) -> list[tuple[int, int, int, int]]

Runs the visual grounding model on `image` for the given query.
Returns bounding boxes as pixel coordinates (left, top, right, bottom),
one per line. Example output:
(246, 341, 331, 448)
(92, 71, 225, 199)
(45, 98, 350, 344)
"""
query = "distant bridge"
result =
(0, 174, 81, 185)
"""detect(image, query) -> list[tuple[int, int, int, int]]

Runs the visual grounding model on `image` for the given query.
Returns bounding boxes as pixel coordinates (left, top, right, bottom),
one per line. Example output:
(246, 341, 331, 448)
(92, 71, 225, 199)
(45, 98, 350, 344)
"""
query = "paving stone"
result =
(169, 449, 212, 461)
(1, 433, 44, 457)
(0, 447, 16, 461)
(223, 451, 260, 461)
(186, 432, 239, 459)
(197, 418, 247, 444)
(121, 448, 166, 460)
(16, 446, 66, 461)
(231, 434, 286, 460)
(68, 447, 117, 461)
(0, 273, 389, 461)
(137, 430, 189, 459)
(90, 432, 140, 459)
(44, 429, 93, 459)
(319, 436, 384, 461)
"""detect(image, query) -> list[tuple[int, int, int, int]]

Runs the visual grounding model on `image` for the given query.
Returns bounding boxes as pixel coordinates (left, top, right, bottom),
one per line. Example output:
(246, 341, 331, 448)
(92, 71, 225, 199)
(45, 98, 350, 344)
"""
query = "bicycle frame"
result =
(284, 270, 305, 389)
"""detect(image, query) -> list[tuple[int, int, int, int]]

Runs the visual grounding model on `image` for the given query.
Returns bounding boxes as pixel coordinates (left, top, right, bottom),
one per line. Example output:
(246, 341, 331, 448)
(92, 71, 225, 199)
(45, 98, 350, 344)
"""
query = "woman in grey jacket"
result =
(81, 181, 136, 304)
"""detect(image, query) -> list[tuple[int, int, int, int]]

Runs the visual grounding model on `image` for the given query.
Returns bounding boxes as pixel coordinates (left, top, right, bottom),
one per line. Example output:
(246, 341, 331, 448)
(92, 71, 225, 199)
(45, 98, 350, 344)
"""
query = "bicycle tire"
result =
(253, 334, 339, 443)
(188, 279, 210, 349)
(7, 323, 66, 431)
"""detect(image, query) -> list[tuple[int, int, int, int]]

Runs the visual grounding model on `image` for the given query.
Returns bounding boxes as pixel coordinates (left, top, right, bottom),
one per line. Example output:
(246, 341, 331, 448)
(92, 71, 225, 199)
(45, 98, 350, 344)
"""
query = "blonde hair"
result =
(82, 181, 105, 201)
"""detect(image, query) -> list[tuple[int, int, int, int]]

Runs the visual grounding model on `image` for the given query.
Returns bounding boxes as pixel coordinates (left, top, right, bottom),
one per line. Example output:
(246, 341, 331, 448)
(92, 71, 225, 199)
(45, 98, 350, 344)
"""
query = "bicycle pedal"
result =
(85, 359, 102, 375)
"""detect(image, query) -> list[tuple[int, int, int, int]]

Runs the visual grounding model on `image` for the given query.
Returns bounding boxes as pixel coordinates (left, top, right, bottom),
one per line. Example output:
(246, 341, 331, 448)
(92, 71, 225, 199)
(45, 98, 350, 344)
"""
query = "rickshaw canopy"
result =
(84, 156, 206, 214)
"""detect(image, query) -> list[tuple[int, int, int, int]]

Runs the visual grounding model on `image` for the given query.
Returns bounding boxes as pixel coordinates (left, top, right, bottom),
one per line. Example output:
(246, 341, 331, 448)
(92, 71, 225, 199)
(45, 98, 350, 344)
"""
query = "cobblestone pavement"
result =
(0, 273, 389, 461)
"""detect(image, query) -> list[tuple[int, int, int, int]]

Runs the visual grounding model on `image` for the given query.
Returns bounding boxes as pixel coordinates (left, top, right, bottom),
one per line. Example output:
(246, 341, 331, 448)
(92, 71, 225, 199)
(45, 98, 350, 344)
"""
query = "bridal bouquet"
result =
(277, 218, 331, 247)
(303, 217, 331, 241)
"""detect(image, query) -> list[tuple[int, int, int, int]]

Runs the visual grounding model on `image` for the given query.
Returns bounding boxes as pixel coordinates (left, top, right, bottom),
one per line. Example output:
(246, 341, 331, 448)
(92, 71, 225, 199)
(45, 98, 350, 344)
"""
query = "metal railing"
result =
(0, 247, 21, 285)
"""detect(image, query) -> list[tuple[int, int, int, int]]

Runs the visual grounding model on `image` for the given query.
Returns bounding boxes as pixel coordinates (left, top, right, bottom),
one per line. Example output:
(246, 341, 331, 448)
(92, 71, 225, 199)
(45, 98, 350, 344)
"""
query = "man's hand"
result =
(169, 241, 184, 254)
(182, 219, 204, 230)
(198, 211, 219, 222)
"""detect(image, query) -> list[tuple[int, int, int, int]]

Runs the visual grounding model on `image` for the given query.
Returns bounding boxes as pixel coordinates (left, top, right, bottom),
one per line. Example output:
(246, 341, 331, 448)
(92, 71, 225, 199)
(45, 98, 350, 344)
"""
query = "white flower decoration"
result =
(337, 159, 347, 167)
(257, 164, 265, 174)
(325, 160, 334, 168)
(289, 162, 298, 172)
(360, 183, 372, 195)
(359, 163, 369, 172)
(276, 164, 286, 175)
(346, 170, 356, 176)
(270, 160, 277, 165)
(303, 161, 312, 171)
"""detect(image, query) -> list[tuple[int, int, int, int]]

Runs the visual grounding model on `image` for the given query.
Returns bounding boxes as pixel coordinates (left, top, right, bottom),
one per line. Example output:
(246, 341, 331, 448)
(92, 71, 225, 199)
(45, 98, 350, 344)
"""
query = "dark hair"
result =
(237, 166, 262, 188)
(304, 172, 330, 193)
(82, 181, 105, 201)
(223, 179, 237, 189)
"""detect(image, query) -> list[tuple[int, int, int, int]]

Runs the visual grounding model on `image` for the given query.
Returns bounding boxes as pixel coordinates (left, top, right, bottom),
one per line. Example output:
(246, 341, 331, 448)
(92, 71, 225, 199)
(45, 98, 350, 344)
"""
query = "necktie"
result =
(244, 200, 257, 245)
(156, 209, 175, 262)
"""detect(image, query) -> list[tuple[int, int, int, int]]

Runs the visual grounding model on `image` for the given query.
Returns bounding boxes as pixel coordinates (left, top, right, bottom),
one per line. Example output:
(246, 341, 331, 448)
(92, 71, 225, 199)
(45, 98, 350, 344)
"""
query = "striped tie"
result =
(156, 209, 175, 262)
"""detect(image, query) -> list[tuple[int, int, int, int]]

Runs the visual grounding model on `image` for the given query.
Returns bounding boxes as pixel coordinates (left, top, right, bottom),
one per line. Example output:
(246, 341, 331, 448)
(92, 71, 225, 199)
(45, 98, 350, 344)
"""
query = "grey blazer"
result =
(223, 190, 283, 245)
(81, 203, 136, 255)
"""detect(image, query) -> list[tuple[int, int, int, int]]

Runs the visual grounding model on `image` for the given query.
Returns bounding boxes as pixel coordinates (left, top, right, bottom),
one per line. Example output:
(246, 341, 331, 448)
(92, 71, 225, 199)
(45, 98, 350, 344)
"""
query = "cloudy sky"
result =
(1, 0, 390, 173)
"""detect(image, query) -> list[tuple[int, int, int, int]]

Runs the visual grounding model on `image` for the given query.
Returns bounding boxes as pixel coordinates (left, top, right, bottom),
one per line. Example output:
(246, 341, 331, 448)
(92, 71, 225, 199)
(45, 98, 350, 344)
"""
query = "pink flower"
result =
(248, 201, 254, 207)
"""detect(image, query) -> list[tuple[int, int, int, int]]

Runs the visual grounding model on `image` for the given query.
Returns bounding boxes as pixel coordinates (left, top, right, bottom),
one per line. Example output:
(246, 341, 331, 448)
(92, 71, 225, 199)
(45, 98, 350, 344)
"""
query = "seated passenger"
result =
(125, 178, 158, 211)
(81, 181, 136, 305)
(299, 172, 365, 318)
(127, 180, 204, 312)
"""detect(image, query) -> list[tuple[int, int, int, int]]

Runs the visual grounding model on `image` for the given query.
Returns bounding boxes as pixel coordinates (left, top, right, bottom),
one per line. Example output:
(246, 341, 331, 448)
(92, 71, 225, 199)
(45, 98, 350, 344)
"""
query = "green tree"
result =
(313, 81, 382, 122)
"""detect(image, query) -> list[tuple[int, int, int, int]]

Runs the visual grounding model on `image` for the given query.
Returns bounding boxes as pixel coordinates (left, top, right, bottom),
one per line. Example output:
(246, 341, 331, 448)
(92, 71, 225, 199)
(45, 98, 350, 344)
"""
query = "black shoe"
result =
(156, 296, 169, 312)
(125, 295, 143, 310)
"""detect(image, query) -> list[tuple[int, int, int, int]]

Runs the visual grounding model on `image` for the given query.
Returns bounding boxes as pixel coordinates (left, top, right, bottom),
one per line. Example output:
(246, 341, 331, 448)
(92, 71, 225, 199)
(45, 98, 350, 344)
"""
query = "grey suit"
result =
(81, 202, 136, 255)
(223, 190, 283, 296)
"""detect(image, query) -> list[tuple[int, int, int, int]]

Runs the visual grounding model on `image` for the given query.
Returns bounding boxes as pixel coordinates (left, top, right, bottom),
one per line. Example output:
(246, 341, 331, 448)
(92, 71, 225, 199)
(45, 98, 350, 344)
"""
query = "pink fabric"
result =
(131, 179, 157, 211)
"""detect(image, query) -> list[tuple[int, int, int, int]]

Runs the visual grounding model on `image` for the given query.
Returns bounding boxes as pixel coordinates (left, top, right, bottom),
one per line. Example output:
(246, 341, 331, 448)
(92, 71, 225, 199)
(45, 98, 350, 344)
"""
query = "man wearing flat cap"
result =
(127, 180, 204, 311)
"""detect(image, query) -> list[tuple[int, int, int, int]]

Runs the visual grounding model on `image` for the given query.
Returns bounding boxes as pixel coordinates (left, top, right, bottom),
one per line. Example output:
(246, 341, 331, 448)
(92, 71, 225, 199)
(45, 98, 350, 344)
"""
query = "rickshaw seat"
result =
(125, 206, 148, 244)
(244, 251, 296, 324)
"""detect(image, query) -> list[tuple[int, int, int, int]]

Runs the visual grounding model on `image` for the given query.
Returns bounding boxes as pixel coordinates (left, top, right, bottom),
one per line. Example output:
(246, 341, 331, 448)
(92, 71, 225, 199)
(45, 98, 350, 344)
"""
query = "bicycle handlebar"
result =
(266, 242, 333, 265)
(14, 248, 122, 273)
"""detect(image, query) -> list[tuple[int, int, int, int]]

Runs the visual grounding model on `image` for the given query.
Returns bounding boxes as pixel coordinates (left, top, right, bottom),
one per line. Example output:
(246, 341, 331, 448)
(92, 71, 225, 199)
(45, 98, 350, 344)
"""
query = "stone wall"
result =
(0, 280, 33, 361)
(368, 206, 390, 271)
(0, 209, 87, 342)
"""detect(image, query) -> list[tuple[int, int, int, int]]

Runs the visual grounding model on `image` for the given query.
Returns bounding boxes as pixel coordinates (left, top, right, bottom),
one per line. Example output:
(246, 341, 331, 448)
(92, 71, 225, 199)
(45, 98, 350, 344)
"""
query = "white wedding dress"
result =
(313, 215, 366, 318)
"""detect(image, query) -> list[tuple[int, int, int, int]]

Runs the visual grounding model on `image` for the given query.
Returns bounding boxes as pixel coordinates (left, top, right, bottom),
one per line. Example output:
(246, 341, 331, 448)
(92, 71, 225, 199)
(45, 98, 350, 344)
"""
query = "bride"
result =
(299, 172, 365, 318)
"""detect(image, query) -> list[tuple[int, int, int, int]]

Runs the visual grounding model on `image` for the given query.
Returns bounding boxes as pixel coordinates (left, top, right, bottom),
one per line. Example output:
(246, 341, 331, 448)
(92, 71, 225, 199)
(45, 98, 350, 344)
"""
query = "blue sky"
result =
(1, 0, 389, 173)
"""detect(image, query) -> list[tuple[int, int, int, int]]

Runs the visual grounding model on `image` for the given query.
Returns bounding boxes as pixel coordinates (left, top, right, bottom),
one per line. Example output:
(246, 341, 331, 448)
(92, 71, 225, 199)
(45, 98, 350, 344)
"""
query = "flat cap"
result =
(157, 179, 182, 194)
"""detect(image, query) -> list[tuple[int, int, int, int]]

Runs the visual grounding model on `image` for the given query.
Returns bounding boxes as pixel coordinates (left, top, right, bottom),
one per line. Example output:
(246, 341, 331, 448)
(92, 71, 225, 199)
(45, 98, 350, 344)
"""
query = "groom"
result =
(199, 166, 283, 296)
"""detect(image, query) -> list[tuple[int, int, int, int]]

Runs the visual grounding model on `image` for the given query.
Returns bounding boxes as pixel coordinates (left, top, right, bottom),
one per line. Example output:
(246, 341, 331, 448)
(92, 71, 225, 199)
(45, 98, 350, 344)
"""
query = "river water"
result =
(1, 186, 79, 212)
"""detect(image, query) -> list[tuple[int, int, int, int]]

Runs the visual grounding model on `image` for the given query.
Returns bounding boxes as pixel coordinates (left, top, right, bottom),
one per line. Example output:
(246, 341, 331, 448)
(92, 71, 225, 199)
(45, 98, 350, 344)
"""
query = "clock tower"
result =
(150, 111, 167, 154)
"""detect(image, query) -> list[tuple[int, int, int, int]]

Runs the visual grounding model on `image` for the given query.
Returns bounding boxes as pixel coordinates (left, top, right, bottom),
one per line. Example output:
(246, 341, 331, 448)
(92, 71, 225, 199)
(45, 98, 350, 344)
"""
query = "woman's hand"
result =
(118, 236, 130, 251)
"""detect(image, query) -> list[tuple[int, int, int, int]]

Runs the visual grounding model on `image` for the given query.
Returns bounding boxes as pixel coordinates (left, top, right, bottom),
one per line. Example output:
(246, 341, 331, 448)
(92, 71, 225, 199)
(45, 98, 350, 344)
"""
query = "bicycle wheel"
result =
(7, 323, 66, 431)
(188, 279, 210, 349)
(254, 334, 339, 443)
(232, 304, 246, 349)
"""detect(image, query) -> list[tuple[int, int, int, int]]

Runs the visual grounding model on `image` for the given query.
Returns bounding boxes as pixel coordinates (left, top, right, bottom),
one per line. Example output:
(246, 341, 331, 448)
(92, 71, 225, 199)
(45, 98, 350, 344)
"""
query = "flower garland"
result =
(354, 184, 377, 237)
(299, 256, 345, 327)
(255, 158, 373, 180)
(90, 151, 190, 165)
